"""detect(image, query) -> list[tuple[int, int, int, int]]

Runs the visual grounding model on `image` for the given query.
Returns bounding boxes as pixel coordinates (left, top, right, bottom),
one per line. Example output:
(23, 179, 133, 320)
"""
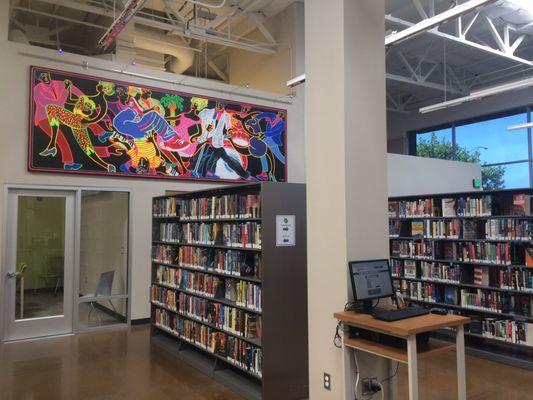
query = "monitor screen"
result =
(349, 259, 393, 301)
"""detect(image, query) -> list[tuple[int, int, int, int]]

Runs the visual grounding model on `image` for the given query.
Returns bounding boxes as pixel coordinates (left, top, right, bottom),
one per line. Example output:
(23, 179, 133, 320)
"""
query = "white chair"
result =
(80, 271, 117, 325)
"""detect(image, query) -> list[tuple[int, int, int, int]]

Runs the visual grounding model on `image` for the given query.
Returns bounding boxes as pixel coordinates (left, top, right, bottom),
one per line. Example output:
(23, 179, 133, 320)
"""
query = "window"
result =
(411, 108, 533, 190)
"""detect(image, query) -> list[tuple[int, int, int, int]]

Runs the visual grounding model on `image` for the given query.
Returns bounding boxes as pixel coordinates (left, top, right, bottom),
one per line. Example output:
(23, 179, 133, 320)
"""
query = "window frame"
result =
(408, 105, 533, 188)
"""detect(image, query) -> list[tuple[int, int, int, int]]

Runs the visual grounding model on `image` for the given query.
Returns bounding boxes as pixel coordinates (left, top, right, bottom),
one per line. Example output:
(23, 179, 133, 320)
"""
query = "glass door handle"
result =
(6, 271, 20, 278)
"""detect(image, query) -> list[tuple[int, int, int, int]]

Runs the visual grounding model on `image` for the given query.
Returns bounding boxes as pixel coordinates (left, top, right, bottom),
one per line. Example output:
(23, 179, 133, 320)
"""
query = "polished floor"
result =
(0, 325, 244, 400)
(396, 349, 532, 400)
(1, 325, 532, 400)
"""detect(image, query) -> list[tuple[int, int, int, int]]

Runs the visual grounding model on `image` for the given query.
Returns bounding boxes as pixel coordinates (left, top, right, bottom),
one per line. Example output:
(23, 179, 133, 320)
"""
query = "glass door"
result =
(3, 189, 75, 341)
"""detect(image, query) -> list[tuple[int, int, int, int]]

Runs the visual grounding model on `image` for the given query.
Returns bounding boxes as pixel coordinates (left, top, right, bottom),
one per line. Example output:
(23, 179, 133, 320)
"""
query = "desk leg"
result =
(456, 325, 466, 400)
(407, 335, 418, 400)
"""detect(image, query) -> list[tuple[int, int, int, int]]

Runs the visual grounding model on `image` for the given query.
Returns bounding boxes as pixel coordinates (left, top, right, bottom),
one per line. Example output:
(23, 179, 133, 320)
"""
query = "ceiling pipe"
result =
(185, 0, 226, 9)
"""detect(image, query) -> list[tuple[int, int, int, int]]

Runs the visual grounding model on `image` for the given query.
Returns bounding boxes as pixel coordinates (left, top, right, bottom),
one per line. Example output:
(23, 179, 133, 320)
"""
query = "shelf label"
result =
(276, 215, 296, 247)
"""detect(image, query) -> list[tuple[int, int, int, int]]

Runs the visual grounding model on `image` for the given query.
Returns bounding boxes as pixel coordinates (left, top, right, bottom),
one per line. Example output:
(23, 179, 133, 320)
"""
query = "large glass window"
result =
(78, 191, 129, 329)
(411, 108, 533, 190)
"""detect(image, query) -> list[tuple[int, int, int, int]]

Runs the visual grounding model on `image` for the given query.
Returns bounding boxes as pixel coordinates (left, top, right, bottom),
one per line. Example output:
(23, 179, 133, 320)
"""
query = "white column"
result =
(306, 0, 388, 399)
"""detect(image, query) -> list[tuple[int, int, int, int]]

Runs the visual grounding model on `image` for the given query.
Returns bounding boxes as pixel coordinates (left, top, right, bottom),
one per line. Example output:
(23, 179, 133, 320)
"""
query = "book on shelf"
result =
(155, 221, 262, 249)
(476, 317, 533, 345)
(388, 201, 399, 218)
(404, 260, 417, 278)
(424, 219, 460, 238)
(411, 221, 424, 236)
(456, 195, 492, 217)
(526, 248, 533, 268)
(462, 220, 478, 240)
(485, 219, 533, 240)
(442, 198, 456, 217)
(445, 286, 459, 305)
(473, 266, 490, 286)
(153, 197, 179, 217)
(513, 194, 532, 217)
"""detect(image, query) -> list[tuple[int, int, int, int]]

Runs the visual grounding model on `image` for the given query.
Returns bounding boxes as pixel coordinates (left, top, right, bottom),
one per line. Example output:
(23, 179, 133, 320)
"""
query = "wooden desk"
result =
(334, 311, 470, 400)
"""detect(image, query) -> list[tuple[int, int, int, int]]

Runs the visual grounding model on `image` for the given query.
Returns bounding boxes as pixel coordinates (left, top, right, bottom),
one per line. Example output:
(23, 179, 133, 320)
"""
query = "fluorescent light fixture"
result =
(287, 74, 306, 88)
(508, 0, 533, 13)
(507, 122, 533, 131)
(419, 76, 533, 114)
(385, 0, 497, 46)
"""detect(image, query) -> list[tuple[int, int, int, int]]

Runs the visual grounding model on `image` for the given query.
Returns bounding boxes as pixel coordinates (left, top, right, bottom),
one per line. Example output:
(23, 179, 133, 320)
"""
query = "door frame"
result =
(1, 184, 133, 341)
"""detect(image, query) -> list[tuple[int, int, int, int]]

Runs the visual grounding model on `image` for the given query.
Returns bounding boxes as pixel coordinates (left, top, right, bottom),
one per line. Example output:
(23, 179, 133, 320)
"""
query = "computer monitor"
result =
(348, 259, 394, 312)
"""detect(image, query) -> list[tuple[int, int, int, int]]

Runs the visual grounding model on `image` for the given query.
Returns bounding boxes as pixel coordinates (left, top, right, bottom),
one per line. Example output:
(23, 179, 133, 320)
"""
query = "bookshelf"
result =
(150, 183, 308, 400)
(388, 188, 533, 368)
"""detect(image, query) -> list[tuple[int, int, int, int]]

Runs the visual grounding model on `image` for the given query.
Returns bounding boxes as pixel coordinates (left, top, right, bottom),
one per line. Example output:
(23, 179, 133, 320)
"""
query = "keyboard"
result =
(371, 307, 429, 322)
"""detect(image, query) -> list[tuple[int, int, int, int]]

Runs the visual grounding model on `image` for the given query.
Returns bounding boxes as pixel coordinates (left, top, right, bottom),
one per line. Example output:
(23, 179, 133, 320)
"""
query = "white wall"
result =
(387, 154, 482, 197)
(0, 2, 305, 321)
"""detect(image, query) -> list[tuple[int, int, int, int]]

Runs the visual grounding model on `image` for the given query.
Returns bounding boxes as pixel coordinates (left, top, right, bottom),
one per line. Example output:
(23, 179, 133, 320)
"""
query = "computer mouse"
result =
(430, 308, 448, 315)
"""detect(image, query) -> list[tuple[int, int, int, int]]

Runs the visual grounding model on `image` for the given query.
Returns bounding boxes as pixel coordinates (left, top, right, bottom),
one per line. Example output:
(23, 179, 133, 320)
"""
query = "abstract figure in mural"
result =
(33, 72, 81, 170)
(42, 81, 116, 171)
(194, 102, 250, 179)
(29, 67, 287, 182)
(245, 111, 286, 180)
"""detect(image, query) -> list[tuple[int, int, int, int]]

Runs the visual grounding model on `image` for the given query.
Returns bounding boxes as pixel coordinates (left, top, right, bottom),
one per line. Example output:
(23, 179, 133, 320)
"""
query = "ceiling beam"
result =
(385, 14, 533, 66)
(27, 0, 276, 55)
(385, 0, 497, 46)
(387, 73, 464, 94)
(11, 6, 108, 30)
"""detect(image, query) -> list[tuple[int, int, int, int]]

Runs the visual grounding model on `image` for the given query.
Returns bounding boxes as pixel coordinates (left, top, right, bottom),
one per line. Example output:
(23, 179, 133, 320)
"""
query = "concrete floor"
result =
(0, 325, 531, 400)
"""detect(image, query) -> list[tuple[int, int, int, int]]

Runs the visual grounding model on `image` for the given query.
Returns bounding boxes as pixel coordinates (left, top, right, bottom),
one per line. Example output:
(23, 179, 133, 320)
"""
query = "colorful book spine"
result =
(153, 197, 179, 217)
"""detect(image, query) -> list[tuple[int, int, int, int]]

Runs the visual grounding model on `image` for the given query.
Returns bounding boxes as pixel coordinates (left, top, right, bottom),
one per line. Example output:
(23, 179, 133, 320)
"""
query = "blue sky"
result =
(417, 112, 531, 188)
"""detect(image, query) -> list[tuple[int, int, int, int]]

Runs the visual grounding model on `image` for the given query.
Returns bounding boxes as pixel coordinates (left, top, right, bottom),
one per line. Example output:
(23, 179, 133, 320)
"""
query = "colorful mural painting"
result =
(29, 66, 287, 182)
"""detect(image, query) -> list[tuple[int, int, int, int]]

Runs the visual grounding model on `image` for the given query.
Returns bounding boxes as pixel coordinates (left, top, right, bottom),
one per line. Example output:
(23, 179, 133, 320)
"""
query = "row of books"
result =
(485, 219, 533, 241)
(397, 280, 532, 316)
(392, 239, 521, 265)
(154, 308, 262, 377)
(158, 222, 262, 249)
(474, 318, 533, 346)
(154, 267, 262, 311)
(179, 246, 262, 280)
(397, 280, 457, 304)
(461, 289, 515, 313)
(178, 194, 261, 220)
(390, 193, 533, 219)
(391, 219, 533, 241)
(420, 261, 461, 282)
(413, 220, 462, 239)
(152, 245, 262, 280)
(389, 196, 493, 218)
(152, 286, 261, 340)
(391, 240, 433, 259)
(153, 197, 179, 217)
(392, 259, 533, 292)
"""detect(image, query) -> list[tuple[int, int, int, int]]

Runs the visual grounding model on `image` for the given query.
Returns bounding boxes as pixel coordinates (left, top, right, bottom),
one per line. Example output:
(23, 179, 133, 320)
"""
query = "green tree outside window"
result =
(416, 133, 505, 190)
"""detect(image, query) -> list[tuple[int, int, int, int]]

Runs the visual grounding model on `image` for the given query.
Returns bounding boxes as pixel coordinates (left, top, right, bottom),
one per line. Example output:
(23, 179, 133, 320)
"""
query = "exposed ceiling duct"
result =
(131, 27, 196, 74)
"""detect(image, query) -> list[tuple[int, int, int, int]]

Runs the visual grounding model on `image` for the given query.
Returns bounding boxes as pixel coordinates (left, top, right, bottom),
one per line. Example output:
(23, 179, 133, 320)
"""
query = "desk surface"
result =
(334, 311, 469, 337)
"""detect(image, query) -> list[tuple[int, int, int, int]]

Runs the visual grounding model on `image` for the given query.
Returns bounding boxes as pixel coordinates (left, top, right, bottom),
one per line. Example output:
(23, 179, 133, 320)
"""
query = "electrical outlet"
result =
(362, 377, 380, 396)
(323, 372, 331, 390)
